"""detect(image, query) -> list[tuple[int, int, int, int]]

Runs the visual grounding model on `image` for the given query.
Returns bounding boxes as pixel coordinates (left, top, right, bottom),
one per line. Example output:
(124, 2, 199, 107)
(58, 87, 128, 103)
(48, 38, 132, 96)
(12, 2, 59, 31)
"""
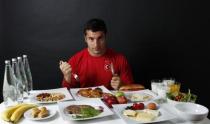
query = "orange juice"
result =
(169, 83, 181, 94)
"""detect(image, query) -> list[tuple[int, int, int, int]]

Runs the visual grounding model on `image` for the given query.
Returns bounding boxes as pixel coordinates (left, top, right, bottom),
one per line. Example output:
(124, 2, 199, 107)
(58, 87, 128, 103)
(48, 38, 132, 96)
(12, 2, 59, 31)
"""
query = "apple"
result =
(116, 96, 128, 104)
(102, 93, 114, 101)
(105, 96, 118, 108)
(115, 91, 125, 97)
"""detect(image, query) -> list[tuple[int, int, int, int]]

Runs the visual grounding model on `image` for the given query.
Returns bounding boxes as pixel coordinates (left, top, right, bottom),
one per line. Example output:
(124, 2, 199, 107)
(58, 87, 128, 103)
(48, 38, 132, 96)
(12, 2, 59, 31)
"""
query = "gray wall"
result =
(1, 0, 210, 116)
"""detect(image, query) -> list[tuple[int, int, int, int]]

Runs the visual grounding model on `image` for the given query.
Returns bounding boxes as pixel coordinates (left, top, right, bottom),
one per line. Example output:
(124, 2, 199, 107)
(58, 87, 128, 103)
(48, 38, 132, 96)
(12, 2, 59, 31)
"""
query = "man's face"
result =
(85, 30, 106, 56)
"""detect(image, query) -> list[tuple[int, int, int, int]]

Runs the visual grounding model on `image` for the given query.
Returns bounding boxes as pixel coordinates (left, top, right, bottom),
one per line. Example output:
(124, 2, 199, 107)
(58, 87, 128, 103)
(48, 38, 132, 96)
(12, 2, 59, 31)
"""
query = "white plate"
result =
(70, 85, 113, 100)
(113, 89, 157, 103)
(58, 98, 114, 121)
(24, 107, 56, 121)
(112, 102, 176, 124)
(175, 103, 209, 121)
(30, 88, 73, 104)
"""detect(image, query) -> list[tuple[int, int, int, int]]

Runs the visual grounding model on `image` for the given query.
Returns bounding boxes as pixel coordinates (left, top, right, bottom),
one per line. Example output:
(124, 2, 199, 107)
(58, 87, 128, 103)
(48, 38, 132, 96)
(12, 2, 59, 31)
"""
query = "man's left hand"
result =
(111, 74, 121, 90)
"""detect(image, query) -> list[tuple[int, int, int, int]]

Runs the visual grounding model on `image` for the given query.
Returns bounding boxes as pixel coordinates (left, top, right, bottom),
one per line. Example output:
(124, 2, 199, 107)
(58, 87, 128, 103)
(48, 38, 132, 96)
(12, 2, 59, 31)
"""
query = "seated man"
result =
(59, 18, 134, 90)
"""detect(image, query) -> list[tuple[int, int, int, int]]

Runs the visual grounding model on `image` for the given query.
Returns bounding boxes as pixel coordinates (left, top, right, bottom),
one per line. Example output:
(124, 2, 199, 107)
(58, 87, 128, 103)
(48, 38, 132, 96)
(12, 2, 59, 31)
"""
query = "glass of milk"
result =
(151, 80, 162, 94)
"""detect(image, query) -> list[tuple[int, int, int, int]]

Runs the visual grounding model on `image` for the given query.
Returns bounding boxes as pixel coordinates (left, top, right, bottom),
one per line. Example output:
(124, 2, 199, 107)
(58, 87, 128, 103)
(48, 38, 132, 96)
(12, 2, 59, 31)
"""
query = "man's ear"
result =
(84, 35, 87, 43)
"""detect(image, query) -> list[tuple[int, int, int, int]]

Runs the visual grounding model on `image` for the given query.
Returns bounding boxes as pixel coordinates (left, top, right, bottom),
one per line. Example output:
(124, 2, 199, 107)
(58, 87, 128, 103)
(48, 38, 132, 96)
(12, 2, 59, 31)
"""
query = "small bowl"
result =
(167, 98, 185, 106)
(175, 103, 209, 121)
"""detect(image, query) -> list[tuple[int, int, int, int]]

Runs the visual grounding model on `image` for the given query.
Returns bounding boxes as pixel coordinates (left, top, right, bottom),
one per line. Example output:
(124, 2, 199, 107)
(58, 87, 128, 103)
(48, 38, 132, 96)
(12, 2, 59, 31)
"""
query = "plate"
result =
(175, 103, 209, 121)
(24, 107, 56, 121)
(113, 89, 157, 103)
(58, 98, 114, 121)
(70, 86, 113, 100)
(30, 88, 73, 103)
(112, 102, 176, 124)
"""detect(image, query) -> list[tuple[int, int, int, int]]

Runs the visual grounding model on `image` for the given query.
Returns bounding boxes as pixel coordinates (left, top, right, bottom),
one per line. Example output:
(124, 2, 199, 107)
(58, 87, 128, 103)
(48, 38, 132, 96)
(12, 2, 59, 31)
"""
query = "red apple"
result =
(102, 93, 114, 101)
(105, 96, 118, 108)
(117, 96, 128, 104)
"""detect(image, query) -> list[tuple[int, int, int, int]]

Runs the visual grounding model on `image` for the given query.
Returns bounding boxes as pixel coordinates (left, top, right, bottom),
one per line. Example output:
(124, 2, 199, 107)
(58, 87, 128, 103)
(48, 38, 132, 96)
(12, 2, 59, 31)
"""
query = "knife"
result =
(110, 63, 115, 75)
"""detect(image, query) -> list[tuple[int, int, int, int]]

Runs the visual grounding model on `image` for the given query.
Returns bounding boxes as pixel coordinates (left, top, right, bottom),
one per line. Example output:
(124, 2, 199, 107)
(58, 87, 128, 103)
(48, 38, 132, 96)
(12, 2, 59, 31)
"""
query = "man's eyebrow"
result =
(98, 36, 102, 39)
(88, 37, 94, 40)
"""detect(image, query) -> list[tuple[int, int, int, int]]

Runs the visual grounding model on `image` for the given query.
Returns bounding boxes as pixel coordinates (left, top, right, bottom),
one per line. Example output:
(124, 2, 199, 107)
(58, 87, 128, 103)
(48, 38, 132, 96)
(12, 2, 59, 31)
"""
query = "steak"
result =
(65, 105, 94, 114)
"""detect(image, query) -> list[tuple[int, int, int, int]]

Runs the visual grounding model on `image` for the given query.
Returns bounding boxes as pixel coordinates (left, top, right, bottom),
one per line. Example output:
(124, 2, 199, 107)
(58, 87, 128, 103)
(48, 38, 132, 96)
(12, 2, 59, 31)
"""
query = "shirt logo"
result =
(104, 59, 111, 71)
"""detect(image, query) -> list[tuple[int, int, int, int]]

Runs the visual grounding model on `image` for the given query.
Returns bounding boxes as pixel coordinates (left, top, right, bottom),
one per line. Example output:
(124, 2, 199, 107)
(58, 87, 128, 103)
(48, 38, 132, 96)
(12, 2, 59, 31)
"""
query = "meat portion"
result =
(65, 105, 94, 114)
(77, 88, 103, 98)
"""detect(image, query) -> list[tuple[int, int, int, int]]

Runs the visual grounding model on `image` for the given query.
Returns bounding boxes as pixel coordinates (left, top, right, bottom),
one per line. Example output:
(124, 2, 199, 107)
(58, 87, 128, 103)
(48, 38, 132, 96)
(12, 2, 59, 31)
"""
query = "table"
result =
(0, 91, 209, 124)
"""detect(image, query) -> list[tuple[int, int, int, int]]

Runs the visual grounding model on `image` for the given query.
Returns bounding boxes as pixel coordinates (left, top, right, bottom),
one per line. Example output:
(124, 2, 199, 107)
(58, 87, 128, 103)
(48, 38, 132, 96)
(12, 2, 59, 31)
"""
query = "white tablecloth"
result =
(0, 91, 209, 124)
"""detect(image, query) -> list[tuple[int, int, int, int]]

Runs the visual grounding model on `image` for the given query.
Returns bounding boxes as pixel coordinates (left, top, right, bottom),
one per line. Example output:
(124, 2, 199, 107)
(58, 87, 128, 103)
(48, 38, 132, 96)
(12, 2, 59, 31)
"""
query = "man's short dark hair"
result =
(84, 18, 107, 35)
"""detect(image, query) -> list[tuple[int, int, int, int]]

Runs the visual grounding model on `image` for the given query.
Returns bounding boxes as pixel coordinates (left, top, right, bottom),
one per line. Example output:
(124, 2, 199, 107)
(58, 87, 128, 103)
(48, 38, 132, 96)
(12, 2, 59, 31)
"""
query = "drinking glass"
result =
(169, 82, 181, 94)
(151, 79, 162, 94)
(162, 78, 175, 86)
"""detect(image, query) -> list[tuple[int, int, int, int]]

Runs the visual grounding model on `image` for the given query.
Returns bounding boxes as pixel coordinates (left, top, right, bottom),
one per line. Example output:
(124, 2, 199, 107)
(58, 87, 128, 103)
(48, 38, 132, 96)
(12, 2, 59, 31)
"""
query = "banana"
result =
(10, 104, 37, 123)
(1, 103, 27, 122)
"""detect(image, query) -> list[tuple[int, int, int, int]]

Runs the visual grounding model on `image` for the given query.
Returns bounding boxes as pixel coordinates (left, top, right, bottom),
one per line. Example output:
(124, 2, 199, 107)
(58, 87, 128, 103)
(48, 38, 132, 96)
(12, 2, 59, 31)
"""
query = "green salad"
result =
(167, 89, 197, 102)
(75, 107, 102, 118)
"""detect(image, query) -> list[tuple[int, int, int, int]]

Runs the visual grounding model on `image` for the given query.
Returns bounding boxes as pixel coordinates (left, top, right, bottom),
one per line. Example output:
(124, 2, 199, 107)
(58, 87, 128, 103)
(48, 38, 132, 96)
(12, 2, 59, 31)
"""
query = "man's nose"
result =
(94, 40, 100, 47)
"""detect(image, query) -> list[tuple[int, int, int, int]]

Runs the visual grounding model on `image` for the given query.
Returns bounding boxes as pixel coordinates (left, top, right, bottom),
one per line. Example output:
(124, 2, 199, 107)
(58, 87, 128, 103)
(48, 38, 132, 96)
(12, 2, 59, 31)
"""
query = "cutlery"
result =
(110, 63, 115, 75)
(72, 73, 80, 82)
(59, 60, 80, 82)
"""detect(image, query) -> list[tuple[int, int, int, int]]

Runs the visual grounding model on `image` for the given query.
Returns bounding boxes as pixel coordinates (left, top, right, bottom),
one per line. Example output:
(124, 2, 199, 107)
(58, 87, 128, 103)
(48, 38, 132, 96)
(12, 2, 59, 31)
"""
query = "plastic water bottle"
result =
(3, 60, 17, 106)
(23, 55, 33, 94)
(17, 57, 29, 97)
(12, 58, 24, 103)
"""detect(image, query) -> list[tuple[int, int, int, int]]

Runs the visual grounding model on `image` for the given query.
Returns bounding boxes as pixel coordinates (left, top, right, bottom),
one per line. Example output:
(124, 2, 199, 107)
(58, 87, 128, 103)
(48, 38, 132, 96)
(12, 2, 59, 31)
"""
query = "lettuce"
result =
(167, 89, 197, 102)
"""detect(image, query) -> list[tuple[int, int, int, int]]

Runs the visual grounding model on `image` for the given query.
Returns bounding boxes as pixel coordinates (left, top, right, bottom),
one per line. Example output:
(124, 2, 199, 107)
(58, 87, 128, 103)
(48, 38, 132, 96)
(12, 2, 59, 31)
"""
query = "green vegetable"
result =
(167, 89, 197, 102)
(77, 107, 101, 118)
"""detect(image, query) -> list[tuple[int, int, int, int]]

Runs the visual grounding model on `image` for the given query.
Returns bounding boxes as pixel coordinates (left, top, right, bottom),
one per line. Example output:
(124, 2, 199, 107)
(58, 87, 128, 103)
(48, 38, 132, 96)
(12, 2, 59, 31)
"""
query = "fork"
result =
(72, 73, 80, 82)
(59, 60, 80, 82)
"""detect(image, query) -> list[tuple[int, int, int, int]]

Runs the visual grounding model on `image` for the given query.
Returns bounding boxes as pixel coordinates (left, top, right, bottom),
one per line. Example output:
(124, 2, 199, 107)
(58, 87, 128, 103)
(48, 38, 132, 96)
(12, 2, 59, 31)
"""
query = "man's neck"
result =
(87, 48, 107, 57)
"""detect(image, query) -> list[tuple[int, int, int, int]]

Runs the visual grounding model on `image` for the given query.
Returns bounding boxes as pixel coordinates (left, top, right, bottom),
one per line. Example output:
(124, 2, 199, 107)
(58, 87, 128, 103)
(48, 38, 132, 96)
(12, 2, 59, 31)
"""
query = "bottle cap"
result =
(5, 60, 10, 64)
(12, 58, 17, 62)
(23, 55, 27, 58)
(17, 57, 22, 60)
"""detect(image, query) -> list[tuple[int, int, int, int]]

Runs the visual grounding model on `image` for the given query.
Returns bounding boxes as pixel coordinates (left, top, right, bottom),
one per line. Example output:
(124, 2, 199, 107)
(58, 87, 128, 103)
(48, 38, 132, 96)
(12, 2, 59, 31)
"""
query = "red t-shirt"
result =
(62, 48, 134, 90)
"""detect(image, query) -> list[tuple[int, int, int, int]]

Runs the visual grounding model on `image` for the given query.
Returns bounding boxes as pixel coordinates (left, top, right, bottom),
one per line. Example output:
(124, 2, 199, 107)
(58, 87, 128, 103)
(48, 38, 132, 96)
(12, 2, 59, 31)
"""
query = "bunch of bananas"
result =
(1, 103, 37, 123)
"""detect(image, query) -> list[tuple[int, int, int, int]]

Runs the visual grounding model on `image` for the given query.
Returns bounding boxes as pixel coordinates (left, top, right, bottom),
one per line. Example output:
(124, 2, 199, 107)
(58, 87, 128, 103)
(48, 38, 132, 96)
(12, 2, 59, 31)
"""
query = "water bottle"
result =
(3, 60, 17, 106)
(17, 57, 29, 97)
(23, 55, 33, 94)
(12, 58, 24, 103)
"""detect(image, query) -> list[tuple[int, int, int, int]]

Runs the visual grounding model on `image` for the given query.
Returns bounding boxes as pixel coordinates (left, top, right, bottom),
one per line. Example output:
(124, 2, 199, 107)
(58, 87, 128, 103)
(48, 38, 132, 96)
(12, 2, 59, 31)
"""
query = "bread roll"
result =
(119, 84, 145, 91)
(40, 107, 47, 112)
(38, 107, 49, 118)
(31, 108, 41, 118)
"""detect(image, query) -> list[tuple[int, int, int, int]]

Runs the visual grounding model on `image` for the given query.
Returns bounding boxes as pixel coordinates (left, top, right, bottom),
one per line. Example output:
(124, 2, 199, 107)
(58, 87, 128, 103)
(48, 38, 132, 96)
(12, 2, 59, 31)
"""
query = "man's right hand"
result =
(59, 61, 72, 83)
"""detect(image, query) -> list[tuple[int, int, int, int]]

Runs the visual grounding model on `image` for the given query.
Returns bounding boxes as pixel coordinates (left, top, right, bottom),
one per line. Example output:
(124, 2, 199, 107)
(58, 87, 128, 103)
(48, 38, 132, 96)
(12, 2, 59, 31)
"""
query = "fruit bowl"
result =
(175, 103, 209, 121)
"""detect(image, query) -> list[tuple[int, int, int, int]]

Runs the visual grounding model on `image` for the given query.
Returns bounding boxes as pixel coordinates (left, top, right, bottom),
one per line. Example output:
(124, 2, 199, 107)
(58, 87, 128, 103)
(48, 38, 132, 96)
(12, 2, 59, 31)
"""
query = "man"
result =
(60, 18, 134, 90)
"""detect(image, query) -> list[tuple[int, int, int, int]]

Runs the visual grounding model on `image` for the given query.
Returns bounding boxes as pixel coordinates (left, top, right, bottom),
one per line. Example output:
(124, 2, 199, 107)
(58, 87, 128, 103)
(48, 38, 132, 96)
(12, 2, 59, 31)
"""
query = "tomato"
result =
(175, 94, 183, 101)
